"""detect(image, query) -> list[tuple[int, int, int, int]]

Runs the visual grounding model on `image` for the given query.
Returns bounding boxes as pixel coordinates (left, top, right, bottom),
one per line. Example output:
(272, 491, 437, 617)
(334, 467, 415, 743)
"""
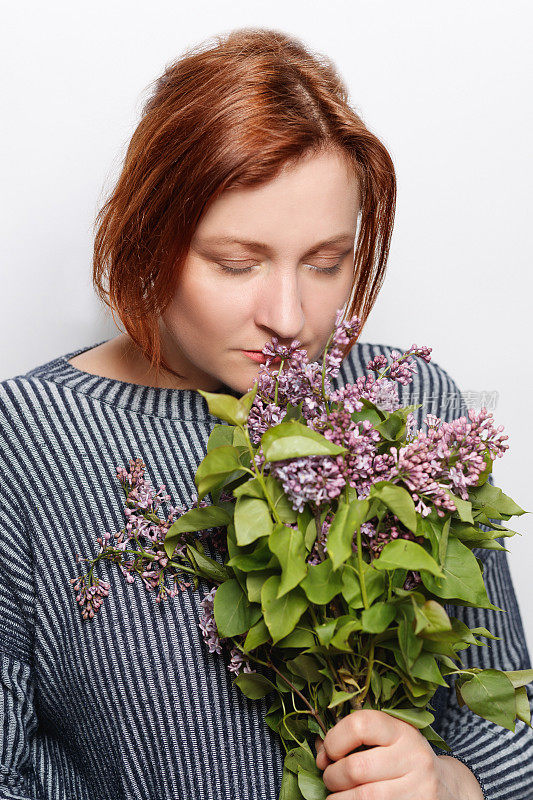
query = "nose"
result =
(253, 266, 305, 344)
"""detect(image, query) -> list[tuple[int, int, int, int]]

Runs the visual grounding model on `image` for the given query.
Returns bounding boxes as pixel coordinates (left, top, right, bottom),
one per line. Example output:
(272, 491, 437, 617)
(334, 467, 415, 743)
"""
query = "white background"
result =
(1, 1, 532, 650)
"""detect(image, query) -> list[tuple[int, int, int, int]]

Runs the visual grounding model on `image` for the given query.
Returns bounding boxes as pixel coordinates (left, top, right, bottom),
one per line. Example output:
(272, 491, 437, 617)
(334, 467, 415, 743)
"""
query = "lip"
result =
(241, 350, 282, 364)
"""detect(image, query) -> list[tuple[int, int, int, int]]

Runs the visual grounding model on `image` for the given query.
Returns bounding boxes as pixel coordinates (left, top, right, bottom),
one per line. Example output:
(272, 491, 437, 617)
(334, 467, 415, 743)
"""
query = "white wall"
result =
(2, 0, 532, 651)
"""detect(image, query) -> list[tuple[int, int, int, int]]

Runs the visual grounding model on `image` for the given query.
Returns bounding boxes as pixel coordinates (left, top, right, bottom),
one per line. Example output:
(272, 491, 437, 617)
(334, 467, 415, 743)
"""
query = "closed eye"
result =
(216, 262, 343, 276)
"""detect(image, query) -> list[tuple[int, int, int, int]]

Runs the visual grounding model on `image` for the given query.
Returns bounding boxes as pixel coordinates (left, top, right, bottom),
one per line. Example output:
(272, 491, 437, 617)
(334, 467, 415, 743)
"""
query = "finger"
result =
(315, 737, 333, 771)
(323, 771, 414, 800)
(322, 743, 405, 792)
(321, 710, 399, 762)
(316, 747, 333, 771)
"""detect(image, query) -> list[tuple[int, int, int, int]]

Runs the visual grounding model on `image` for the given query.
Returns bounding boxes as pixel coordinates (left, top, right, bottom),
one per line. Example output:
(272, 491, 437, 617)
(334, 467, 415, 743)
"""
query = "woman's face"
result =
(159, 147, 361, 394)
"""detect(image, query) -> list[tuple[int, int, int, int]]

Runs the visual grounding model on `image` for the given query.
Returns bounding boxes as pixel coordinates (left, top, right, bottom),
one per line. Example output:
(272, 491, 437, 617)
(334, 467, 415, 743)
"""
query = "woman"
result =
(1, 27, 531, 800)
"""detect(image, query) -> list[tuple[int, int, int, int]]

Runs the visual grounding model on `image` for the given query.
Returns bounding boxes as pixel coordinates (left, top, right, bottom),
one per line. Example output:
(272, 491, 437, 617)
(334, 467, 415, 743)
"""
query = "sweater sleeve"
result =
(426, 365, 533, 799)
(0, 477, 44, 800)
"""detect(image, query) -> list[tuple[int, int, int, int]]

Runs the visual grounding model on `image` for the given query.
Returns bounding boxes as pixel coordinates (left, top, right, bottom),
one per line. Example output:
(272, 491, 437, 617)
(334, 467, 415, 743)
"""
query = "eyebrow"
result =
(196, 233, 355, 256)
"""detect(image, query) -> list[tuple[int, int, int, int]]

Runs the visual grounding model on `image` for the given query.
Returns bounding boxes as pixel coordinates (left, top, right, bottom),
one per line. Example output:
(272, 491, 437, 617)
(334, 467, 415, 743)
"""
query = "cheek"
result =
(170, 274, 249, 336)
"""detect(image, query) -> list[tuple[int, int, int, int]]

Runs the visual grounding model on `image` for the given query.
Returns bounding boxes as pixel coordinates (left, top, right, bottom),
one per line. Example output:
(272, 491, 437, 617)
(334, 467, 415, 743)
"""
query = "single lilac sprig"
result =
(71, 459, 226, 618)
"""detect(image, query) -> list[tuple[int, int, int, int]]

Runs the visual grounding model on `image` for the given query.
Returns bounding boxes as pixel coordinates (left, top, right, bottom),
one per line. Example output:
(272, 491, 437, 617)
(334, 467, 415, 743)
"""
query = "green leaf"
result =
(416, 515, 440, 563)
(381, 706, 435, 729)
(277, 627, 317, 648)
(329, 618, 362, 651)
(350, 396, 388, 426)
(213, 579, 262, 637)
(246, 570, 276, 603)
(197, 389, 250, 426)
(373, 539, 444, 577)
(232, 477, 265, 500)
(297, 770, 328, 800)
(195, 445, 245, 500)
(447, 491, 474, 524)
(369, 482, 418, 533)
(265, 475, 299, 523)
(398, 614, 423, 668)
(207, 423, 235, 451)
(370, 668, 382, 702)
(375, 410, 407, 441)
(438, 516, 450, 566)
(298, 505, 314, 550)
(184, 544, 230, 583)
(419, 725, 452, 753)
(261, 575, 308, 644)
(412, 600, 452, 635)
(243, 618, 270, 651)
(515, 686, 532, 727)
(284, 743, 319, 775)
(287, 654, 323, 684)
(164, 504, 231, 550)
(282, 401, 306, 424)
(300, 559, 344, 604)
(226, 540, 275, 572)
(233, 672, 276, 699)
(341, 560, 386, 608)
(469, 482, 526, 517)
(328, 688, 358, 709)
(410, 653, 448, 686)
(261, 420, 347, 462)
(280, 761, 304, 800)
(268, 522, 308, 597)
(420, 537, 503, 609)
(327, 498, 370, 570)
(240, 382, 259, 414)
(459, 669, 517, 731)
(502, 668, 533, 689)
(315, 619, 338, 646)
(361, 601, 396, 633)
(234, 496, 274, 545)
(450, 521, 501, 542)
(469, 626, 501, 641)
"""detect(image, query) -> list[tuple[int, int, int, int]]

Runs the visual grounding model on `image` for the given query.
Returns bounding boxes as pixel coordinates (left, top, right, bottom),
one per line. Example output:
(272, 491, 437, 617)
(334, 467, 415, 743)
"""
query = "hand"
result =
(314, 709, 459, 799)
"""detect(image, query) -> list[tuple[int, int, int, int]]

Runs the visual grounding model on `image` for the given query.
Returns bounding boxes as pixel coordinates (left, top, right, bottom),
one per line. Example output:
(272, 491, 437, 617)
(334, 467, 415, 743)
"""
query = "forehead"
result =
(192, 150, 360, 251)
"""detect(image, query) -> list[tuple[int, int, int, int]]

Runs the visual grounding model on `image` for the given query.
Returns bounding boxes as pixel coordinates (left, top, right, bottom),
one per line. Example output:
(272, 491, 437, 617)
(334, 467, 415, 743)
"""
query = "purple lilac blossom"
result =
(199, 586, 223, 655)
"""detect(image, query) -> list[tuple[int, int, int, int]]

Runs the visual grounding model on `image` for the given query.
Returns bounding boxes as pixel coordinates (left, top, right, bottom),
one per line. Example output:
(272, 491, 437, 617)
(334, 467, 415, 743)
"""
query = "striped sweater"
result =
(0, 340, 532, 800)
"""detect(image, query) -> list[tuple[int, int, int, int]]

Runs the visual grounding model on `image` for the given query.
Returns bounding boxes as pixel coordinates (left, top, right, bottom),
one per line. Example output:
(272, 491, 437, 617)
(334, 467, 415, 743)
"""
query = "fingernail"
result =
(317, 744, 324, 757)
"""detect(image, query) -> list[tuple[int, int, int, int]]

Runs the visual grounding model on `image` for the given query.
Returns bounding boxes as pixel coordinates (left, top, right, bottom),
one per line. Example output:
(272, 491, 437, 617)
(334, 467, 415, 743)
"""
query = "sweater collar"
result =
(33, 339, 243, 421)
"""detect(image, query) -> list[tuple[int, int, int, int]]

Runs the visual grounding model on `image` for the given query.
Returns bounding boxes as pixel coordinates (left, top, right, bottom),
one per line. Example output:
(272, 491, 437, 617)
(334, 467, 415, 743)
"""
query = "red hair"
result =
(92, 26, 396, 380)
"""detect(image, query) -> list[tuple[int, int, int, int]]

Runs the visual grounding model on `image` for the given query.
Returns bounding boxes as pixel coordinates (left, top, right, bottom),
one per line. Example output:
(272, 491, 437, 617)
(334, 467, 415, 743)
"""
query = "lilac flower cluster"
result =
(388, 407, 509, 517)
(70, 574, 110, 620)
(199, 586, 223, 654)
(330, 375, 400, 415)
(247, 310, 361, 446)
(72, 458, 195, 618)
(367, 344, 432, 383)
(199, 586, 255, 675)
(248, 314, 430, 512)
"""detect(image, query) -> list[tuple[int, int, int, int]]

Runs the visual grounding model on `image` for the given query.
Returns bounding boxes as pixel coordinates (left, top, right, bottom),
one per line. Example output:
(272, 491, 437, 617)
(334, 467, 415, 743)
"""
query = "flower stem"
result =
(357, 638, 375, 705)
(356, 523, 369, 609)
(268, 660, 328, 736)
(240, 426, 282, 524)
(273, 359, 285, 406)
(229, 639, 328, 735)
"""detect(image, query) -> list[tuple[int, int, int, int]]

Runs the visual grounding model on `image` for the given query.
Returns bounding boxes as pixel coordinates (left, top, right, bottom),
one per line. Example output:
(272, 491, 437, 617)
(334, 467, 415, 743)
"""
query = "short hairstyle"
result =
(92, 26, 396, 380)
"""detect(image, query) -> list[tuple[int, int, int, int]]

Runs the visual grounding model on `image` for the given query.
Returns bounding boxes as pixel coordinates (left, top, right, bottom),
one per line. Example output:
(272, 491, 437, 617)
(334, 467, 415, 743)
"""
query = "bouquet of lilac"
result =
(72, 310, 532, 800)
